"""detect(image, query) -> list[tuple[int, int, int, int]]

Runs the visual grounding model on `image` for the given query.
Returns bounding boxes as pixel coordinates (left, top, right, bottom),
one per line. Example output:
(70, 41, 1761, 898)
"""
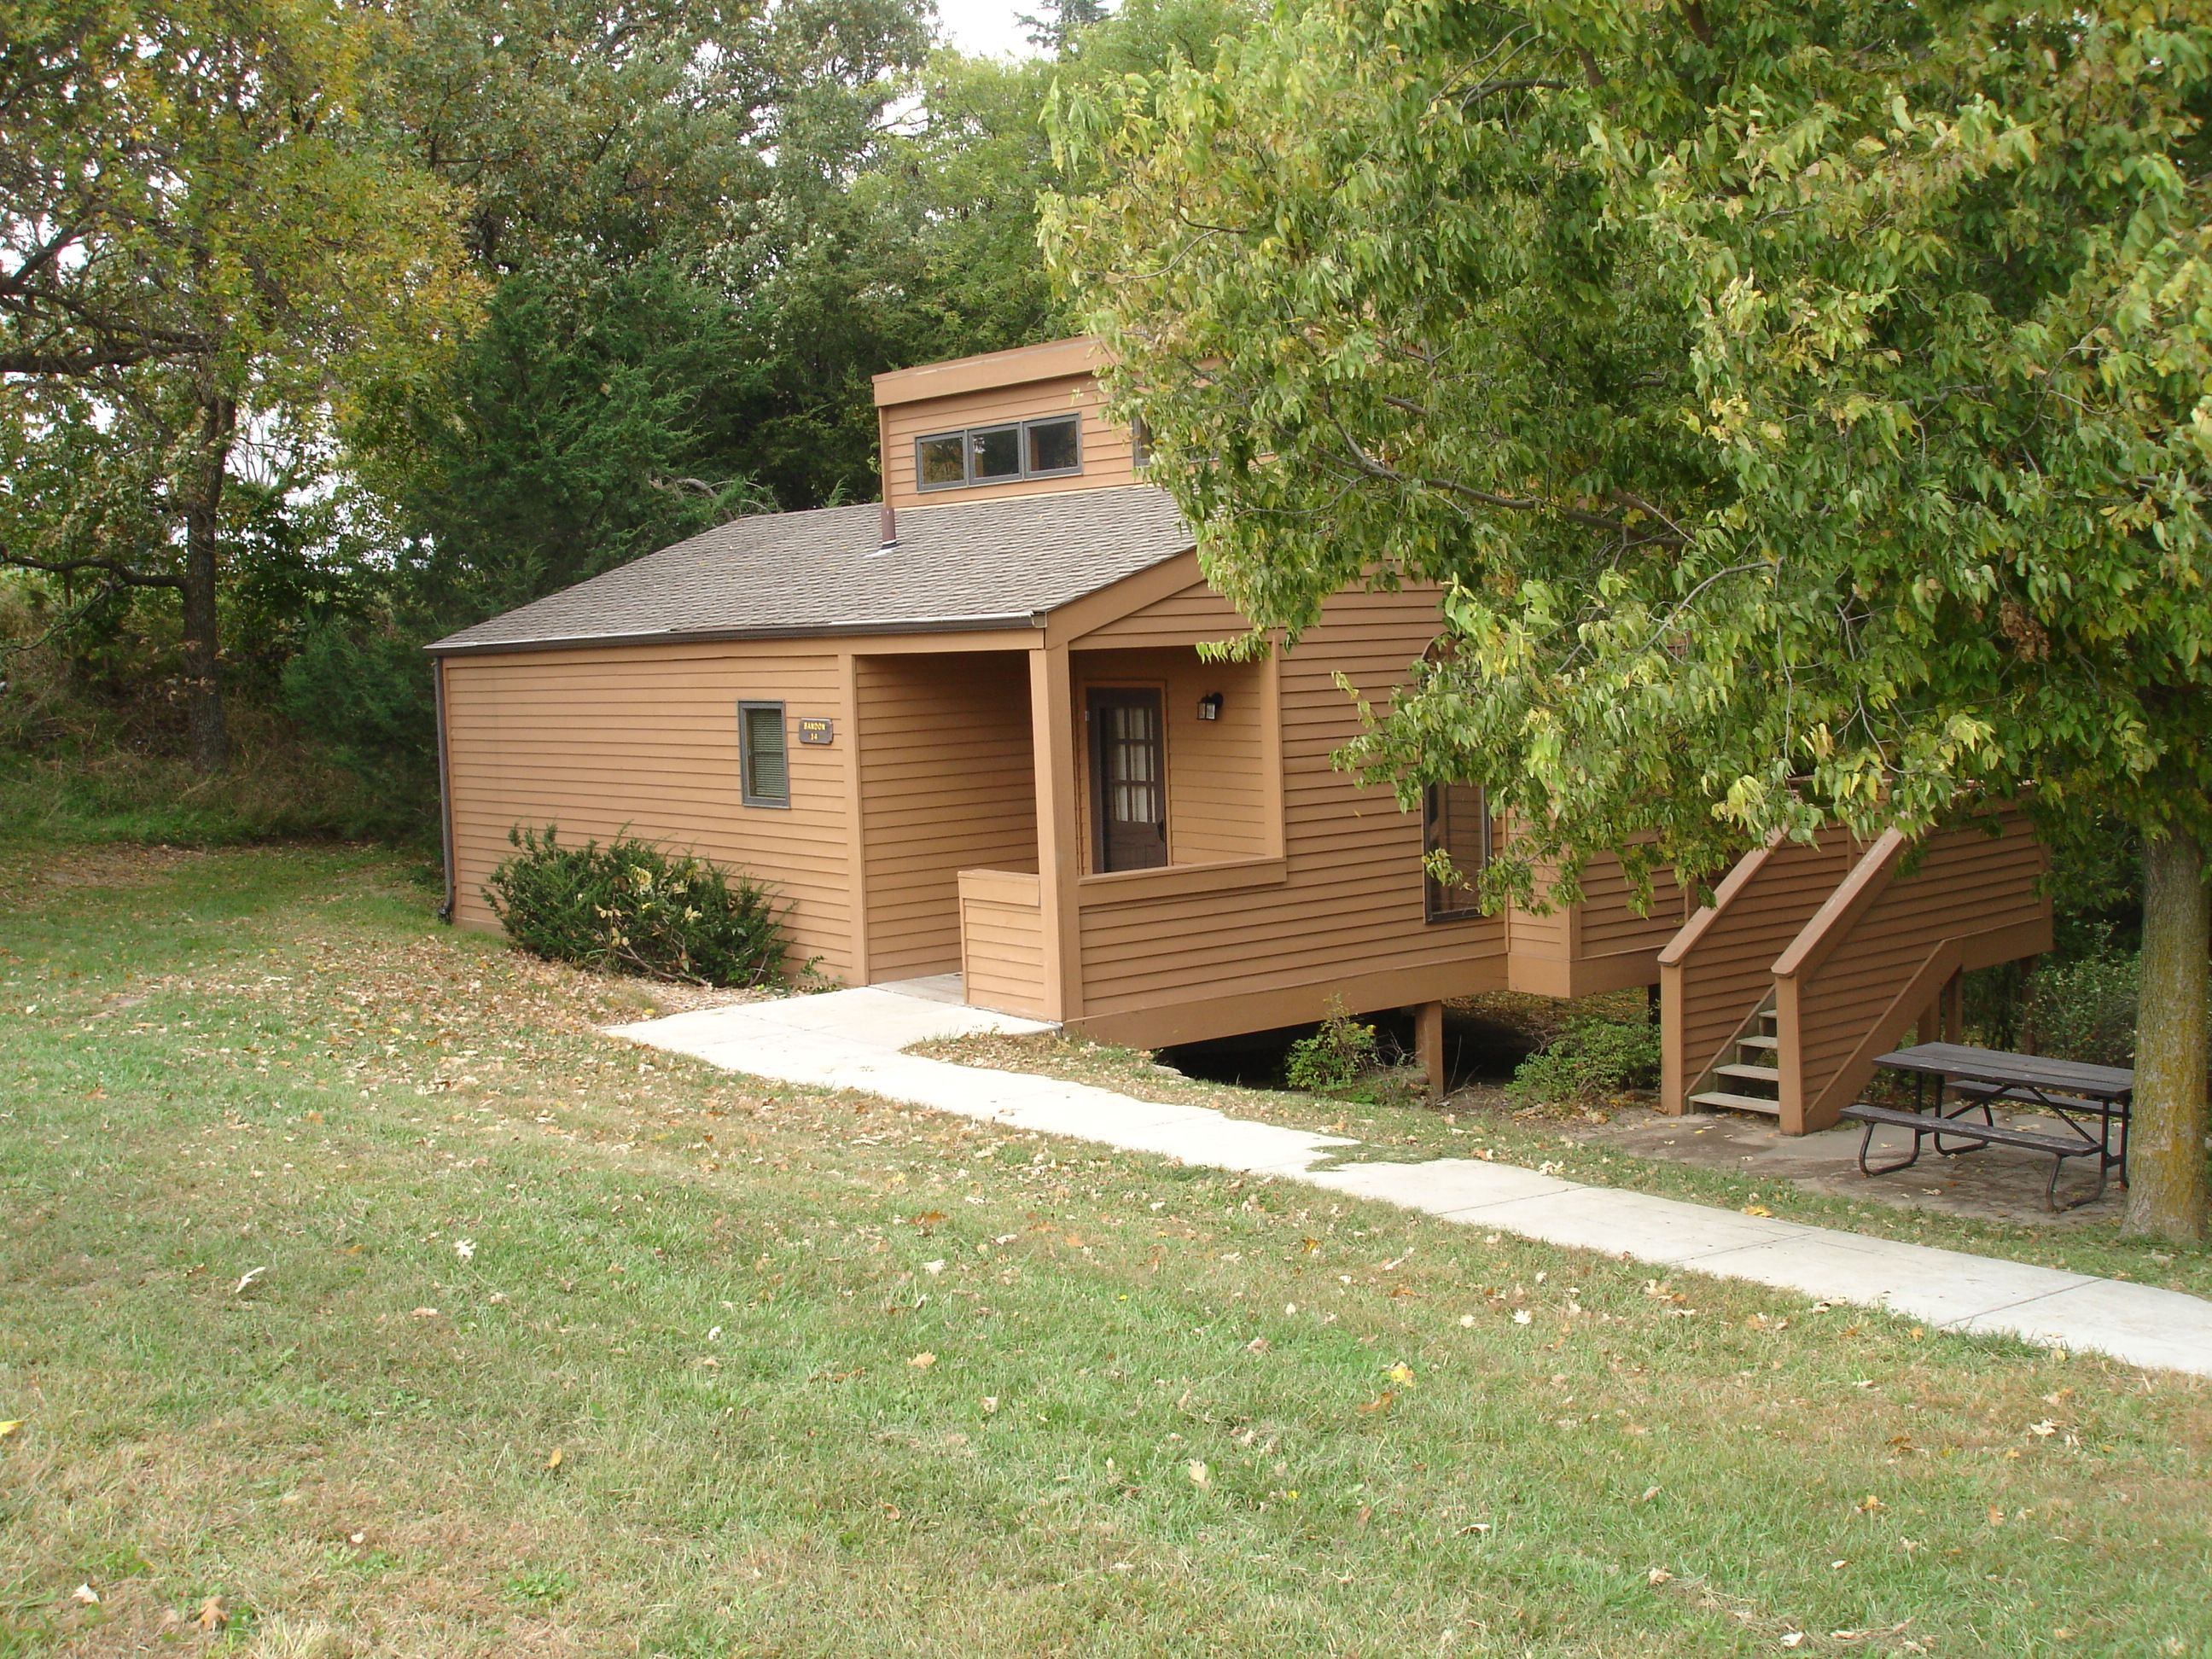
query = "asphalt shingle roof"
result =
(426, 485, 1194, 655)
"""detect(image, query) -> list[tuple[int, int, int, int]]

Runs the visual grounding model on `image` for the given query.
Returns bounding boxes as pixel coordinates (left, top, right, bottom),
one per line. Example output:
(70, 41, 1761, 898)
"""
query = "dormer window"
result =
(915, 414, 1083, 492)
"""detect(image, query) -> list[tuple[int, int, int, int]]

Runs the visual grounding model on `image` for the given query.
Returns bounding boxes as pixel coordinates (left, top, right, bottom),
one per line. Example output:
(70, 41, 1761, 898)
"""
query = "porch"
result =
(851, 640, 1281, 1026)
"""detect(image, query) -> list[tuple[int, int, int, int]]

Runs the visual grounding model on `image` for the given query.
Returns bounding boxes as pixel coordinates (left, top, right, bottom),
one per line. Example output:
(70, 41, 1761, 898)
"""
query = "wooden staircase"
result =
(1689, 999, 1784, 1117)
(1662, 809, 2052, 1133)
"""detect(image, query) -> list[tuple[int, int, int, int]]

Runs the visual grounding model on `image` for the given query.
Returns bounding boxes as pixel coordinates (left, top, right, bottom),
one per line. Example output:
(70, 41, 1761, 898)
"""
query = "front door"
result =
(1087, 687, 1167, 872)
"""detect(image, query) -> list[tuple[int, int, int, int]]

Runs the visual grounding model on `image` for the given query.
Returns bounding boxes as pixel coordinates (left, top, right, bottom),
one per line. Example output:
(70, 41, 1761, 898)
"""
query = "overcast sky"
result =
(931, 0, 1043, 59)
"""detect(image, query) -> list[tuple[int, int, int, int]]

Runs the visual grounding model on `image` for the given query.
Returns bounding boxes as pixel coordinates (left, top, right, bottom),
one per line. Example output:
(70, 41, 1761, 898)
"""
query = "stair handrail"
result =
(1771, 829, 1910, 984)
(1656, 830, 1787, 971)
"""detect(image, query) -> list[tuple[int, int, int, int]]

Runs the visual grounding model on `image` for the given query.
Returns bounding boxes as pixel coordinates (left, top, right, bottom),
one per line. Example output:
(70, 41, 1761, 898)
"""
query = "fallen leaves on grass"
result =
(196, 1596, 228, 1632)
(909, 1352, 937, 1369)
(1186, 1460, 1210, 1489)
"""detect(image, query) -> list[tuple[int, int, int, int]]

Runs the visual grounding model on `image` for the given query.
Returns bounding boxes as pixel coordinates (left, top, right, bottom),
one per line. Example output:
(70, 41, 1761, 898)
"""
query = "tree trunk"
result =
(2122, 829, 2209, 1243)
(181, 395, 235, 774)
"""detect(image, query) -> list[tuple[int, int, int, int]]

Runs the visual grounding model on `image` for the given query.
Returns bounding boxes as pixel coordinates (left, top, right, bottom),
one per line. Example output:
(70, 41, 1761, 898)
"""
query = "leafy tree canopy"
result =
(1047, 0, 2212, 1237)
(1047, 0, 2212, 890)
(1, 0, 480, 766)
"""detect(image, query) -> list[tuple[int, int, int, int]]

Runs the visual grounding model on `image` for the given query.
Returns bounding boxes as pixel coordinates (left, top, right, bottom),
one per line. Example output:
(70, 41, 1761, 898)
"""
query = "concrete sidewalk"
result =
(612, 986, 2212, 1379)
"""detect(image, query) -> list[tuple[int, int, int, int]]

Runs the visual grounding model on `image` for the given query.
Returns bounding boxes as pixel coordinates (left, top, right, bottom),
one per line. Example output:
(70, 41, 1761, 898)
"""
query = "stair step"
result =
(1691, 1091, 1784, 1117)
(1755, 1010, 1778, 1032)
(1716, 1062, 1782, 1086)
(1738, 1033, 1779, 1051)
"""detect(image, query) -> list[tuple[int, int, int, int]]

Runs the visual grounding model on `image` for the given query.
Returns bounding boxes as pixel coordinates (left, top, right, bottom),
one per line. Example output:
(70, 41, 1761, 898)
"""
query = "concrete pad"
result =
(1308, 1158, 1579, 1215)
(1945, 1278, 2212, 1372)
(746, 987, 1050, 1048)
(992, 1094, 1220, 1139)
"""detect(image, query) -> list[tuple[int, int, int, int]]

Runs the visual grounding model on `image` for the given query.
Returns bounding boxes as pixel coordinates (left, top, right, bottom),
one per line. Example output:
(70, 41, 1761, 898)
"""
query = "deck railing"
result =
(1505, 842, 1692, 998)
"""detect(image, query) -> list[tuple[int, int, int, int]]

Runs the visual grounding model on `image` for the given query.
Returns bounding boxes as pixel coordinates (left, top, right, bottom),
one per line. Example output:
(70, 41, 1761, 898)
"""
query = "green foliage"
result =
(2025, 945, 2142, 1070)
(1284, 1005, 1425, 1106)
(1284, 1009, 1382, 1093)
(0, 0, 481, 768)
(1510, 1016, 1662, 1109)
(377, 254, 777, 616)
(1049, 0, 2212, 1235)
(278, 619, 444, 826)
(485, 826, 788, 988)
(506, 1565, 579, 1607)
(1045, 0, 2212, 886)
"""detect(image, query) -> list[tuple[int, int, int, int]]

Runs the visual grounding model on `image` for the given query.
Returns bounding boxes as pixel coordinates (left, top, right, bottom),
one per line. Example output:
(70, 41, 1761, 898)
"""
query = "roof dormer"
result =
(872, 337, 1142, 511)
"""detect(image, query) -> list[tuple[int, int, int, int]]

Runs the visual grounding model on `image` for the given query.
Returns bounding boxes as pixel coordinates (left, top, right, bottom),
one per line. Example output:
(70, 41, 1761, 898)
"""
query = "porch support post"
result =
(1030, 644, 1082, 1023)
(1414, 1001, 1446, 1103)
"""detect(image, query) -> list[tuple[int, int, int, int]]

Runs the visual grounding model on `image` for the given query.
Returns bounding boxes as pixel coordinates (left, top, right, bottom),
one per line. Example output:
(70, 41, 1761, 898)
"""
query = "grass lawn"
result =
(3, 845, 2210, 1656)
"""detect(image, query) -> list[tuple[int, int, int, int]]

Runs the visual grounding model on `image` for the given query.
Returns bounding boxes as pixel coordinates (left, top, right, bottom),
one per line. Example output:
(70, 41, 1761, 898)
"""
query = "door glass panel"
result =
(1090, 690, 1167, 872)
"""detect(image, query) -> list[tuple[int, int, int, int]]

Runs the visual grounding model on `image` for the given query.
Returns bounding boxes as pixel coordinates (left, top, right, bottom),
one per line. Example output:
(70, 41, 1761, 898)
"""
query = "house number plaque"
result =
(796, 718, 835, 746)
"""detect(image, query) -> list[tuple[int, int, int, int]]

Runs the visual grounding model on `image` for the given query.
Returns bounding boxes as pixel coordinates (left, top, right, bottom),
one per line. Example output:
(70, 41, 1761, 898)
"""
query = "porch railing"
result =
(958, 868, 1050, 1020)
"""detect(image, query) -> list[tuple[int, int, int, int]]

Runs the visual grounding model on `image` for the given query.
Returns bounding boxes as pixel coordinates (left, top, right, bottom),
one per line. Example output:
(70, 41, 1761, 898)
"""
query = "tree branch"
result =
(1327, 414, 1685, 543)
(0, 549, 183, 590)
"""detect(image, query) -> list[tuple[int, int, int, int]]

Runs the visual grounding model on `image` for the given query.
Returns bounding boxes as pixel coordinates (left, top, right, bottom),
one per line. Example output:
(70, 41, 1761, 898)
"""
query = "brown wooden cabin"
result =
(428, 336, 2050, 1121)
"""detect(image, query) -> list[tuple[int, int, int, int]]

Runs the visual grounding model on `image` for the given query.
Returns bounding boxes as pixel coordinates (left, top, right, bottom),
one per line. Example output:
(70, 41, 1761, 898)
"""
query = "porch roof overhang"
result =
(426, 485, 1196, 659)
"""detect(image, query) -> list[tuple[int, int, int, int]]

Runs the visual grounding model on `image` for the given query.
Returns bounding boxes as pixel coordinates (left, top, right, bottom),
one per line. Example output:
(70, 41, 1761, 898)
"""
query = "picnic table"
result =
(1838, 1042, 2133, 1213)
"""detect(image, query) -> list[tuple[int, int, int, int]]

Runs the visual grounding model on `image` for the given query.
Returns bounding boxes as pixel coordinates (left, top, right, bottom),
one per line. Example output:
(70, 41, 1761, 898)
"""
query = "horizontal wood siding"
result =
(1784, 812, 2049, 1127)
(1073, 584, 1512, 1029)
(1660, 827, 1860, 1109)
(882, 375, 1138, 510)
(441, 641, 854, 981)
(857, 650, 1038, 981)
(1504, 847, 1687, 997)
(960, 870, 1050, 1018)
(1577, 851, 1692, 956)
(1072, 647, 1271, 869)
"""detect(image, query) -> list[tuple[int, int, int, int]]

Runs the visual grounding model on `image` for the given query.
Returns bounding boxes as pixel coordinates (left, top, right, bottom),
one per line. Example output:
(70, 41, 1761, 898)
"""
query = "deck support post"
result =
(1029, 643, 1082, 1025)
(1414, 1001, 1446, 1103)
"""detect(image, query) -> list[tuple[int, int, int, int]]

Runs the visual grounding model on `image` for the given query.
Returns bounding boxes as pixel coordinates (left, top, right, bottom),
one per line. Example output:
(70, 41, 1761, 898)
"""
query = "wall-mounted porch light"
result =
(1196, 691, 1225, 721)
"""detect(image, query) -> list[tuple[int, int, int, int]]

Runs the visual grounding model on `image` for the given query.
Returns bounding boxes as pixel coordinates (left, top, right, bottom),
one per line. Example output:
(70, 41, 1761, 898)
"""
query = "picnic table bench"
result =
(1837, 1042, 2132, 1213)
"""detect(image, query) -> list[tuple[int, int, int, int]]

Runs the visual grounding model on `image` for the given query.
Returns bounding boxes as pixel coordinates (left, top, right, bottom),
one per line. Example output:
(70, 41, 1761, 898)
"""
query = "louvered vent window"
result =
(740, 701, 789, 807)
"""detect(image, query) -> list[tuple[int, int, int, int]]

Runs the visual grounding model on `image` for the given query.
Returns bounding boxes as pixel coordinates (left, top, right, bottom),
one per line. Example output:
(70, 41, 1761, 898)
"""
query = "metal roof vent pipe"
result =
(877, 501, 898, 551)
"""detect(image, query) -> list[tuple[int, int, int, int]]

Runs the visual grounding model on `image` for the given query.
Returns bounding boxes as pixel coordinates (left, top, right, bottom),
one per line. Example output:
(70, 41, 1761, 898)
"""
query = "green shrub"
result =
(2024, 944, 2139, 1067)
(1285, 1009, 1384, 1093)
(1285, 1006, 1427, 1106)
(485, 825, 786, 987)
(1510, 1014, 1661, 1106)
